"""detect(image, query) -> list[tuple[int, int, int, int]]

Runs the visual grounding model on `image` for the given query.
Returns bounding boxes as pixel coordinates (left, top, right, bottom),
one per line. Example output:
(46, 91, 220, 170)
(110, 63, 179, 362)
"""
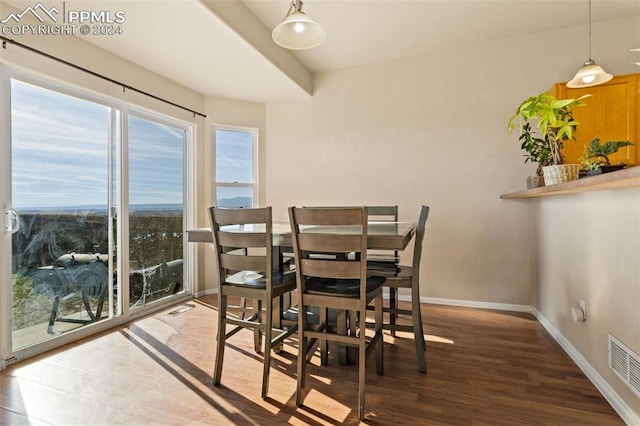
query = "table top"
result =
(187, 221, 416, 251)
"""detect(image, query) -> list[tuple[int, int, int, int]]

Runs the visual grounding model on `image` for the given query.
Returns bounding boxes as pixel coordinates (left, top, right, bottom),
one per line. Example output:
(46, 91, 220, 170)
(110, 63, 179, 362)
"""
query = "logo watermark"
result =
(1, 2, 126, 36)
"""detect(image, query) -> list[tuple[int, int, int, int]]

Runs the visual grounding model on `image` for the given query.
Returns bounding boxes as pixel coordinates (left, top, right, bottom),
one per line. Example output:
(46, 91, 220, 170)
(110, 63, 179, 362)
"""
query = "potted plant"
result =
(579, 153, 603, 177)
(514, 122, 552, 188)
(578, 138, 634, 176)
(508, 92, 589, 186)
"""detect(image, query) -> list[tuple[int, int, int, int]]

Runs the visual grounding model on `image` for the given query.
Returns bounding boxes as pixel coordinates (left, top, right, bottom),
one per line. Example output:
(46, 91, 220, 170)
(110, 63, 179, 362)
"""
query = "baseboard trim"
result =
(532, 308, 640, 426)
(195, 289, 218, 297)
(415, 295, 532, 313)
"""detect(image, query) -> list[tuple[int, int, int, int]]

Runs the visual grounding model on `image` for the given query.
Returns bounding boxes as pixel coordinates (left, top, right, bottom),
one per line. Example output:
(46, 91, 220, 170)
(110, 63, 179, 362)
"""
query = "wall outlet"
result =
(579, 299, 586, 319)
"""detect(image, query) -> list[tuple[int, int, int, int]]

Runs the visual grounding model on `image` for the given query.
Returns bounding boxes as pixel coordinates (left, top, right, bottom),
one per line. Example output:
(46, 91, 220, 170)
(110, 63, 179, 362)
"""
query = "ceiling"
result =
(5, 0, 640, 102)
(245, 0, 640, 74)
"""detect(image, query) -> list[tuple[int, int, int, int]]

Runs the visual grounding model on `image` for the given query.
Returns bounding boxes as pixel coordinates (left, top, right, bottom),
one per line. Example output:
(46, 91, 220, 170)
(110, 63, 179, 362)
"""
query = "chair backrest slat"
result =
(299, 258, 361, 279)
(219, 253, 266, 272)
(209, 207, 273, 283)
(297, 233, 362, 253)
(293, 207, 364, 226)
(216, 231, 266, 248)
(212, 207, 267, 225)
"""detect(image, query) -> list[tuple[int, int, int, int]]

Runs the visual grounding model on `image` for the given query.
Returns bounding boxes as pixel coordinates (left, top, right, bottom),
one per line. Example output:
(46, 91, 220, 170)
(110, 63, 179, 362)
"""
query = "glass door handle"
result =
(4, 207, 20, 234)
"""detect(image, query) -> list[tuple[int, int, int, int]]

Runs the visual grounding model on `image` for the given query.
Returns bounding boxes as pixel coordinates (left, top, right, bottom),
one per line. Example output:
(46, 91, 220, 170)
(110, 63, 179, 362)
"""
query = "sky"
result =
(215, 129, 252, 183)
(11, 79, 185, 209)
(215, 129, 254, 206)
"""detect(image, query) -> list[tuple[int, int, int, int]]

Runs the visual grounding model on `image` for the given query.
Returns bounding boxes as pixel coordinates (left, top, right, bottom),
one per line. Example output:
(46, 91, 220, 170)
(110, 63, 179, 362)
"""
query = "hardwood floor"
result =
(0, 295, 624, 425)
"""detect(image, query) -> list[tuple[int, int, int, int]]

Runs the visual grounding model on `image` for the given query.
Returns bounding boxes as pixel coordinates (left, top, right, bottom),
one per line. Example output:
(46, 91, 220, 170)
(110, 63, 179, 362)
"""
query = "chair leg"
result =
(239, 296, 246, 319)
(319, 308, 328, 366)
(348, 310, 357, 364)
(254, 299, 262, 352)
(213, 292, 228, 386)
(296, 303, 308, 407)
(272, 295, 284, 353)
(337, 310, 348, 365)
(358, 310, 367, 421)
(389, 287, 397, 337)
(420, 320, 427, 352)
(375, 292, 384, 376)
(261, 296, 273, 399)
(411, 286, 426, 373)
(47, 295, 60, 334)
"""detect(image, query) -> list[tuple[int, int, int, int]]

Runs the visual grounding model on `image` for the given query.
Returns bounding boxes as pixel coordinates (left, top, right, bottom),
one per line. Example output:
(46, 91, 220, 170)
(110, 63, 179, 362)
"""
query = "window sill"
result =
(500, 166, 640, 199)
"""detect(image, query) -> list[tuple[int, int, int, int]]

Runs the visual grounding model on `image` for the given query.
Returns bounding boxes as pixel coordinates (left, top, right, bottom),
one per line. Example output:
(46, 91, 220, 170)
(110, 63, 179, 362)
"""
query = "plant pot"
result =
(579, 164, 626, 178)
(579, 168, 602, 178)
(601, 164, 626, 174)
(526, 175, 545, 189)
(542, 164, 580, 185)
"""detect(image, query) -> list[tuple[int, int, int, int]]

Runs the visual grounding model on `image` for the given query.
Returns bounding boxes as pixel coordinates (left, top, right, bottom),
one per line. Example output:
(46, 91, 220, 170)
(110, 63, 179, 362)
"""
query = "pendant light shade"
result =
(272, 0, 325, 50)
(567, 59, 613, 88)
(567, 0, 613, 88)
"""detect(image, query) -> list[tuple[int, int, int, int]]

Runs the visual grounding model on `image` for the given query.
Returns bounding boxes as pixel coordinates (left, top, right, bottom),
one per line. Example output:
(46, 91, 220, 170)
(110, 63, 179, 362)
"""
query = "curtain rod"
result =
(1, 36, 207, 118)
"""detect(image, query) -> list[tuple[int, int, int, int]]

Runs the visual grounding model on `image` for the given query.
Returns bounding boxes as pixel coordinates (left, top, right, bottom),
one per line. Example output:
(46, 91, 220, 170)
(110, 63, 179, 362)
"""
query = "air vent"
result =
(609, 334, 640, 398)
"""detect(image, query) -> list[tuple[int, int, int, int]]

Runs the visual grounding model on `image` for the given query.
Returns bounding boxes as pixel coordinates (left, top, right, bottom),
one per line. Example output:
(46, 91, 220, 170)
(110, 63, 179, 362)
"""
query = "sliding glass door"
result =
(1, 73, 192, 359)
(8, 79, 115, 350)
(128, 115, 186, 309)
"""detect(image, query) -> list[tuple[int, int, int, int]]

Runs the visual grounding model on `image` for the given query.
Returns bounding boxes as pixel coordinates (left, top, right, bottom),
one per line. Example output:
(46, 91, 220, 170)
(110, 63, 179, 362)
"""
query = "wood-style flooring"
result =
(0, 295, 624, 425)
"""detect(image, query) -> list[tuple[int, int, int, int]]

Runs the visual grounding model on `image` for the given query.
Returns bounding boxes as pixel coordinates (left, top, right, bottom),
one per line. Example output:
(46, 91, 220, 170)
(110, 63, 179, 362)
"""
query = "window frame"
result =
(213, 124, 258, 208)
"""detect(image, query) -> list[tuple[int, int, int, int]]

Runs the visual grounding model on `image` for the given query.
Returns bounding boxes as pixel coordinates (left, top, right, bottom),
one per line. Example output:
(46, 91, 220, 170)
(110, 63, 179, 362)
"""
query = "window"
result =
(214, 127, 257, 208)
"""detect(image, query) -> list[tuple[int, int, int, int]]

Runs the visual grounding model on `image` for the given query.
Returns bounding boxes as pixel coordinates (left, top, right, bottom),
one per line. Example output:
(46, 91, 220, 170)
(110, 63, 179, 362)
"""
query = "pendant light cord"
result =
(587, 0, 592, 60)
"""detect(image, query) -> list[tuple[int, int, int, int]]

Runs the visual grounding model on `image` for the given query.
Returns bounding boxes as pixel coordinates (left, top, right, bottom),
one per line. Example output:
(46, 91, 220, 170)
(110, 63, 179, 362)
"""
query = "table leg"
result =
(337, 310, 348, 365)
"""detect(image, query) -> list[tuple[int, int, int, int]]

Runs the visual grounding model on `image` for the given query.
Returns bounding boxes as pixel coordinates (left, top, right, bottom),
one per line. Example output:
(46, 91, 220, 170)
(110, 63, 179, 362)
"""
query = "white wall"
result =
(266, 40, 536, 303)
(265, 14, 640, 417)
(533, 189, 640, 417)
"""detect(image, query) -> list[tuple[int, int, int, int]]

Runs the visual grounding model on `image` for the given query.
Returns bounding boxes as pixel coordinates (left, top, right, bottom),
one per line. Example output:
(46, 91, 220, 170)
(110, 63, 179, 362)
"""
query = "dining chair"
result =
(288, 206, 385, 421)
(208, 206, 297, 399)
(369, 205, 430, 373)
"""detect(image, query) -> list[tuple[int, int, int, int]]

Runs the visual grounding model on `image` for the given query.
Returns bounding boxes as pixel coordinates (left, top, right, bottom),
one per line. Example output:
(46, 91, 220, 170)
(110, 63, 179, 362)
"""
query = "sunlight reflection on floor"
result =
(300, 389, 350, 423)
(388, 331, 454, 344)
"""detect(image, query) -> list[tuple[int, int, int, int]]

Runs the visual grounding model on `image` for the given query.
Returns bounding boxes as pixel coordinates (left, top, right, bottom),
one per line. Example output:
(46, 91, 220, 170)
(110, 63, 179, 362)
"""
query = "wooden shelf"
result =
(500, 166, 640, 199)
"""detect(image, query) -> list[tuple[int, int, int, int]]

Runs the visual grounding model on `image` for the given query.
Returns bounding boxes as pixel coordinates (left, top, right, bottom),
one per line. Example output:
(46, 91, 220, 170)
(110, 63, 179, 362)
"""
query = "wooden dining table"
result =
(187, 221, 416, 250)
(188, 221, 416, 277)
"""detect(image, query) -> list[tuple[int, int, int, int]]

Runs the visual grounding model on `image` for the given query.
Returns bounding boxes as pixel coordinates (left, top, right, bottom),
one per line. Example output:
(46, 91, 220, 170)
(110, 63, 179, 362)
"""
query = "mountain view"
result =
(216, 196, 252, 208)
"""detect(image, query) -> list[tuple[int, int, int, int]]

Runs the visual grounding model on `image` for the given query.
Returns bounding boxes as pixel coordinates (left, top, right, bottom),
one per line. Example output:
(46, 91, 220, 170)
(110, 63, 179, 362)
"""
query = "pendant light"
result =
(567, 0, 613, 88)
(632, 48, 640, 67)
(272, 0, 326, 50)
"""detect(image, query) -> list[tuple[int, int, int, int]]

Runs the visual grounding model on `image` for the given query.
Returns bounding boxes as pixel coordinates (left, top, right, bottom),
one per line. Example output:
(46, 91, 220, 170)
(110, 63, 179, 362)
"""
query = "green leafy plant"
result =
(508, 92, 589, 174)
(582, 138, 634, 166)
(578, 146, 603, 171)
(516, 122, 552, 174)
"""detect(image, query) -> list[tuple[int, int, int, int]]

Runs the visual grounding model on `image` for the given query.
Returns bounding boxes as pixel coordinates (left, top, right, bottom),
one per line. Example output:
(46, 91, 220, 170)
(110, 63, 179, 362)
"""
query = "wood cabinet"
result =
(553, 73, 639, 166)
